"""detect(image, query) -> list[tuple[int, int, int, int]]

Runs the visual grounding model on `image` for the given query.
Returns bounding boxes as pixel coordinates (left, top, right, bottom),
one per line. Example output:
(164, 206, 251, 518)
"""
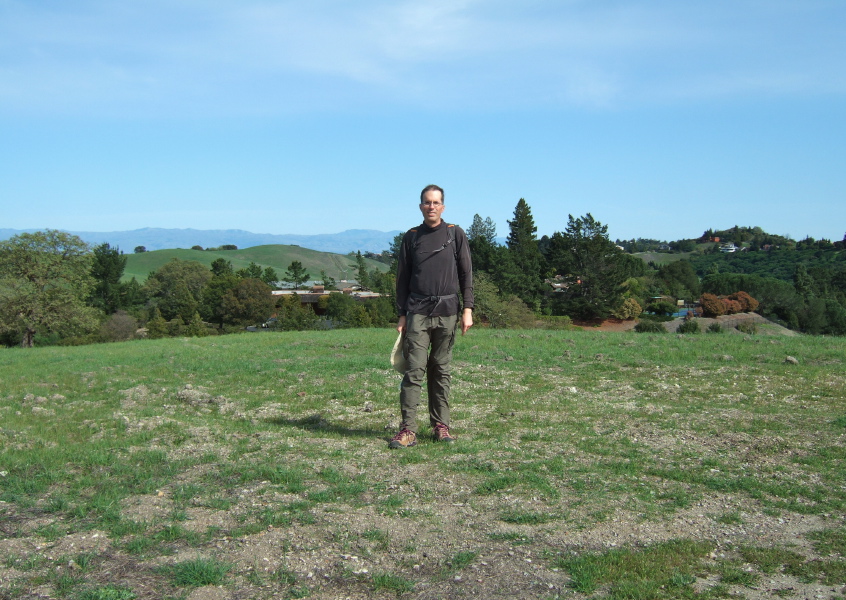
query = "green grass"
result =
(2, 327, 845, 598)
(554, 539, 715, 597)
(72, 585, 137, 600)
(158, 557, 232, 587)
(371, 571, 415, 593)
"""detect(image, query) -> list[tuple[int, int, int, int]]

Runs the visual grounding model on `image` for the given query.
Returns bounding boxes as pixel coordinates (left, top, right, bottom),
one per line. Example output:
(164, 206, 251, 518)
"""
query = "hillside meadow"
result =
(122, 245, 389, 284)
(1, 327, 845, 599)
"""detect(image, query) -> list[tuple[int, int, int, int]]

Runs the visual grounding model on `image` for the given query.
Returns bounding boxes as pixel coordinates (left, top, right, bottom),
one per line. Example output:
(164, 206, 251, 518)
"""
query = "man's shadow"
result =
(266, 413, 386, 440)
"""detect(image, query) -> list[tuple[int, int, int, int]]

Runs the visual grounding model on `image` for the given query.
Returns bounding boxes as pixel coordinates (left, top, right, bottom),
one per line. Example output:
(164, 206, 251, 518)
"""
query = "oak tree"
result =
(0, 230, 99, 347)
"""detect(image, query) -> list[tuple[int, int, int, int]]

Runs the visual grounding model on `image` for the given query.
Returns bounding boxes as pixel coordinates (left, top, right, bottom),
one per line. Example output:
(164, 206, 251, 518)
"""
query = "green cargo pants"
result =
(399, 312, 458, 433)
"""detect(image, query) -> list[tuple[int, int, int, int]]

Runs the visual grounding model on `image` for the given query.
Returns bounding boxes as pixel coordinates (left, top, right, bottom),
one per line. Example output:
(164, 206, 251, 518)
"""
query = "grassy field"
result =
(123, 245, 388, 283)
(1, 328, 845, 599)
(632, 243, 713, 266)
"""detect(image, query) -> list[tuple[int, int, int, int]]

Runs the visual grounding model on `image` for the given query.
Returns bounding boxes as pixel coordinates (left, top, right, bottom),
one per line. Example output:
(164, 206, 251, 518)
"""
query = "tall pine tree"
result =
(90, 242, 128, 314)
(545, 213, 630, 321)
(503, 199, 545, 309)
(467, 214, 498, 274)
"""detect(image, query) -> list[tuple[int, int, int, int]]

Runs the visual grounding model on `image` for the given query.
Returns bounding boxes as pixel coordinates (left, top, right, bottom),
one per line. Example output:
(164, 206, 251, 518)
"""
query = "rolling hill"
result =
(123, 244, 388, 284)
(0, 227, 402, 254)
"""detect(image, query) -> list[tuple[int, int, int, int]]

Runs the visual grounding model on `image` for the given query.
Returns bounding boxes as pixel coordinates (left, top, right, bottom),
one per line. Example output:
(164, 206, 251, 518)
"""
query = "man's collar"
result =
(421, 220, 445, 231)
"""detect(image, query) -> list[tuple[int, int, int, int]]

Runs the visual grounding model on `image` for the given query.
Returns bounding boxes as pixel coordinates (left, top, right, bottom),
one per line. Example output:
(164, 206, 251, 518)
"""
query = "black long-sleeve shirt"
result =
(396, 221, 474, 317)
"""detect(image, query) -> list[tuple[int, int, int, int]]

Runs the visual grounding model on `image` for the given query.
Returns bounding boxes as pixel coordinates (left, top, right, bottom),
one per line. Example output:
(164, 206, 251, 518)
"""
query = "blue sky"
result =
(2, 1, 844, 244)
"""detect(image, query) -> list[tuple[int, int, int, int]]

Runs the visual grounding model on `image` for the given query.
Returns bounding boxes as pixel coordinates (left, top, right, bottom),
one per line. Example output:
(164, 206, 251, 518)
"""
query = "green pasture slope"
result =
(633, 243, 713, 266)
(2, 328, 845, 599)
(123, 244, 389, 283)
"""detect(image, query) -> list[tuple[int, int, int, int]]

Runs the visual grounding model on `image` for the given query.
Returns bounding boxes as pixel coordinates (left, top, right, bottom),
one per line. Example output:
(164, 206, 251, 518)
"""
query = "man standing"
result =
(390, 184, 474, 448)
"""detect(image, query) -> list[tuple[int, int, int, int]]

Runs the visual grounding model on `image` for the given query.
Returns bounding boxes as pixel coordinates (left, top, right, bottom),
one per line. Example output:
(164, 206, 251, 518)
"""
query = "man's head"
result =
(419, 184, 445, 227)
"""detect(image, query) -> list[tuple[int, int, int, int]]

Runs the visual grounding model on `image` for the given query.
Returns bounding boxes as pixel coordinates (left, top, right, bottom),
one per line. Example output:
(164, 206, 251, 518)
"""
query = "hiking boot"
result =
(433, 423, 456, 443)
(389, 429, 417, 449)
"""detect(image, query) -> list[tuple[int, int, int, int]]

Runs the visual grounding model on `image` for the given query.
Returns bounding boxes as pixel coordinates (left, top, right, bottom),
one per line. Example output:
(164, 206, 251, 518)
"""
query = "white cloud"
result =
(1, 0, 843, 116)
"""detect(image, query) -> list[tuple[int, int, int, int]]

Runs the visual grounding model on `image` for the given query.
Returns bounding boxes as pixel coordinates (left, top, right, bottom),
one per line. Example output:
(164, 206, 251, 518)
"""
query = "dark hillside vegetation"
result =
(687, 247, 846, 282)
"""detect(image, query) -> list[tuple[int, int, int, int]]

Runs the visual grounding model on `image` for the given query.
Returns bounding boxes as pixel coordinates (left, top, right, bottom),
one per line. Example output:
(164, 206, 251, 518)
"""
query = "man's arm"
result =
(395, 231, 412, 320)
(460, 308, 473, 335)
(455, 227, 474, 331)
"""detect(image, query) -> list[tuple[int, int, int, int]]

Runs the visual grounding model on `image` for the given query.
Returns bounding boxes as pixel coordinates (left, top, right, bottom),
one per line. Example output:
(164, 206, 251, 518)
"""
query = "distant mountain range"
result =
(0, 227, 402, 254)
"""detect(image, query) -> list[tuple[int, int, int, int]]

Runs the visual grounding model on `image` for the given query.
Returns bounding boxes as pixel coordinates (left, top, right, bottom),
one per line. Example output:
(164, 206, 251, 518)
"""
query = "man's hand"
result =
(397, 315, 407, 334)
(460, 308, 473, 335)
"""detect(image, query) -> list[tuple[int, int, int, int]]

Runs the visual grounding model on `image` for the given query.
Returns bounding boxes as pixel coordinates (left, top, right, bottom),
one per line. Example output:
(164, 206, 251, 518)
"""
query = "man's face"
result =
(419, 190, 445, 226)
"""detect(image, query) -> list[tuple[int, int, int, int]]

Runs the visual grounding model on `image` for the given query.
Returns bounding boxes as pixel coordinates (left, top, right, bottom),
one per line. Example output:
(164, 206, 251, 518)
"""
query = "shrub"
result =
(729, 291, 759, 313)
(538, 315, 573, 330)
(699, 293, 726, 317)
(646, 300, 676, 316)
(99, 311, 138, 342)
(613, 298, 643, 320)
(721, 298, 743, 315)
(167, 316, 185, 337)
(707, 322, 723, 333)
(145, 308, 168, 339)
(676, 319, 701, 334)
(737, 321, 758, 335)
(634, 320, 666, 333)
(184, 312, 210, 337)
(491, 295, 537, 329)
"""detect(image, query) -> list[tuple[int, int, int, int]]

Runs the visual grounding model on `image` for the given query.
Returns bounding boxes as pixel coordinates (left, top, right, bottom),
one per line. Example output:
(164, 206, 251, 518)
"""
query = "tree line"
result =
(457, 203, 845, 335)
(3, 212, 844, 347)
(0, 231, 397, 347)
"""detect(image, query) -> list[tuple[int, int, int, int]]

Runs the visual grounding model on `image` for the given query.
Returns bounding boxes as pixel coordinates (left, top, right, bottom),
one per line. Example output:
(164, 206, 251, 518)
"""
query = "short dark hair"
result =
(420, 184, 444, 204)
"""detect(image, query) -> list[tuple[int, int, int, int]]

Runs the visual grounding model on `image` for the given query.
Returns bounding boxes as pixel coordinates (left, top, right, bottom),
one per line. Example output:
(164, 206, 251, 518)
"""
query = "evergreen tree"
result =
(119, 277, 145, 313)
(146, 307, 168, 339)
(283, 261, 310, 290)
(262, 266, 279, 288)
(236, 261, 263, 280)
(793, 264, 814, 299)
(158, 280, 199, 323)
(545, 213, 628, 320)
(184, 311, 209, 337)
(657, 260, 701, 301)
(355, 252, 370, 290)
(167, 315, 186, 337)
(387, 232, 404, 276)
(318, 270, 337, 290)
(210, 258, 233, 277)
(467, 214, 498, 273)
(90, 242, 128, 314)
(503, 199, 545, 308)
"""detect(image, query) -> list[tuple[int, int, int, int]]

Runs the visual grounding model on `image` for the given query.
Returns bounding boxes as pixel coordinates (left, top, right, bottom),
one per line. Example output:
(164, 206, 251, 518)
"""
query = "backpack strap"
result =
(412, 223, 457, 259)
(447, 224, 457, 259)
